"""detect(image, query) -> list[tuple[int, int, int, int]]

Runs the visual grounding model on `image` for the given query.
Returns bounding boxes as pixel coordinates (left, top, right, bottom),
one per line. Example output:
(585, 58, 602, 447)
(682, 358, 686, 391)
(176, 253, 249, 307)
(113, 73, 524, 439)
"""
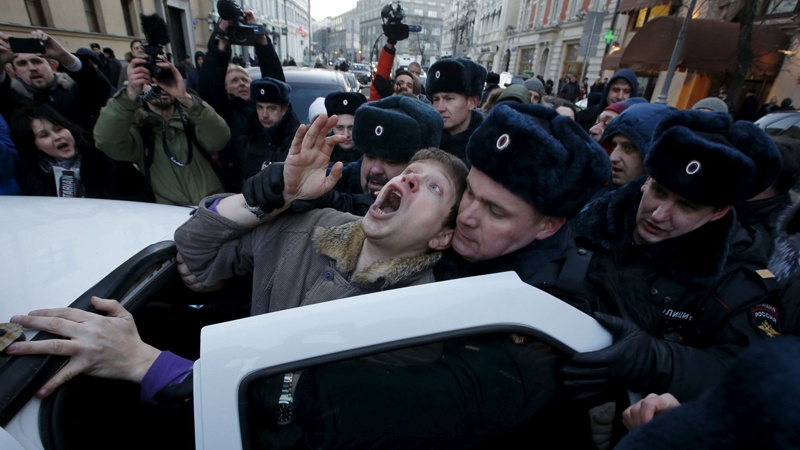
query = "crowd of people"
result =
(3, 13, 800, 450)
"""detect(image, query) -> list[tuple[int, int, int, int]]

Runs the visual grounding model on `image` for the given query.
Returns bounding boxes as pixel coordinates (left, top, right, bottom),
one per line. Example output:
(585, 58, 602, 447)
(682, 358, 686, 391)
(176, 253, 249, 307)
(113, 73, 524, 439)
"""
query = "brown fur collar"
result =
(11, 72, 76, 99)
(313, 219, 442, 289)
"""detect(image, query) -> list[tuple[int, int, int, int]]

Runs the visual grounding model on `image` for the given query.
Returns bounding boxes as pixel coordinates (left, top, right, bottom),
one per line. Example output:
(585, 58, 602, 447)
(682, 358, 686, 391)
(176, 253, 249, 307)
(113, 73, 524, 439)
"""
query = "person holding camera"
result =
(0, 29, 112, 131)
(92, 47, 229, 206)
(198, 1, 298, 193)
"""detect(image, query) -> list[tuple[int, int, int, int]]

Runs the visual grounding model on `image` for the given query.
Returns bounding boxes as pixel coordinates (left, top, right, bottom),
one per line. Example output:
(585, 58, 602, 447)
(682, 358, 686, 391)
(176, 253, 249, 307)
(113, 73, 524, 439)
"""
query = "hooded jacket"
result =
(576, 68, 639, 132)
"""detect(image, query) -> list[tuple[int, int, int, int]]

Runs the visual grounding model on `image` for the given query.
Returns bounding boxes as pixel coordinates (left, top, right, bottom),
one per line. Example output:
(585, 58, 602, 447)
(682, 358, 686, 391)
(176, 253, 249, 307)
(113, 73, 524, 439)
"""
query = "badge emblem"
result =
(375, 125, 384, 136)
(260, 88, 265, 95)
(685, 160, 701, 175)
(343, 99, 348, 105)
(496, 133, 510, 150)
(435, 70, 441, 79)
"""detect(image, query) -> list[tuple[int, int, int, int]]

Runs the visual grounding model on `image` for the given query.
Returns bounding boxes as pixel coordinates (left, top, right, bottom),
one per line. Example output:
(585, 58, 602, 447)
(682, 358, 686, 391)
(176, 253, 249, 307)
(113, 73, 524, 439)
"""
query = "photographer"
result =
(198, 1, 297, 192)
(0, 29, 111, 131)
(93, 47, 229, 206)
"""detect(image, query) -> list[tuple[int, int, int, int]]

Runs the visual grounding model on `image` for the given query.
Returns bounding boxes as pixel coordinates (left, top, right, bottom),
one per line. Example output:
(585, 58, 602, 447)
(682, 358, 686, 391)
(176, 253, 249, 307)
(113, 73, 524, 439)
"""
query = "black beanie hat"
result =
(325, 91, 367, 116)
(250, 77, 291, 105)
(353, 96, 443, 162)
(646, 110, 782, 207)
(425, 58, 487, 98)
(466, 103, 610, 219)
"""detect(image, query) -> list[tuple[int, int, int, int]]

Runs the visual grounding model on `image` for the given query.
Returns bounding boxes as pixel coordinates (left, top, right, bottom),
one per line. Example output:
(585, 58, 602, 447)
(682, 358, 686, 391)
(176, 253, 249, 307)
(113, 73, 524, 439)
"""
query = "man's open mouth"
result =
(375, 187, 402, 215)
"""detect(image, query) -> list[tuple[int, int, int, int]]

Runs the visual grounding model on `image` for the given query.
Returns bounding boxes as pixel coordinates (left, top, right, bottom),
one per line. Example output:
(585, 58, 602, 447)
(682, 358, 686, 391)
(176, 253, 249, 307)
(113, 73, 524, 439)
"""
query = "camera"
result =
(381, 2, 421, 43)
(217, 0, 267, 46)
(139, 13, 175, 86)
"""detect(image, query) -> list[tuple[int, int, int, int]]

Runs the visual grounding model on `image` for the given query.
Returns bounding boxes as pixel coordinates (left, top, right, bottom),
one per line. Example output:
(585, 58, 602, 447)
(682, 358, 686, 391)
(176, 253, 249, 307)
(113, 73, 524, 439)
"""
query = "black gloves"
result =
(372, 74, 394, 99)
(241, 163, 286, 215)
(382, 23, 409, 45)
(562, 313, 669, 402)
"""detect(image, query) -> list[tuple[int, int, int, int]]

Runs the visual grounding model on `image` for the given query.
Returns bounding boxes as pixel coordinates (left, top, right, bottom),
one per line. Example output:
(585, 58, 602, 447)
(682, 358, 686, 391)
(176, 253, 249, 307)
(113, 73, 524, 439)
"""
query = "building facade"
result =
(2, 0, 311, 67)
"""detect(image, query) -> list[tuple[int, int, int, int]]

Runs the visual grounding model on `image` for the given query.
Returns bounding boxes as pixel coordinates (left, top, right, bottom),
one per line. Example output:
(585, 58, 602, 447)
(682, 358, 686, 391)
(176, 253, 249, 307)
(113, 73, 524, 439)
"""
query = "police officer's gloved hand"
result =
(561, 313, 667, 402)
(242, 162, 286, 214)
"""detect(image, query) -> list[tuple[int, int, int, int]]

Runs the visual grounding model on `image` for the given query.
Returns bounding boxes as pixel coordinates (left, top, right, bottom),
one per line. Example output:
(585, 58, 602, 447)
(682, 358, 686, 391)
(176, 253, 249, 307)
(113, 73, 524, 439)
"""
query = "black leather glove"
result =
(562, 313, 668, 401)
(241, 163, 286, 215)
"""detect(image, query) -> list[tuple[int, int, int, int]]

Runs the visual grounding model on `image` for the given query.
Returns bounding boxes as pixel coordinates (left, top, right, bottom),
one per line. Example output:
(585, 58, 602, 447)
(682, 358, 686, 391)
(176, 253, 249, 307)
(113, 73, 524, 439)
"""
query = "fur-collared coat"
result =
(1, 53, 111, 131)
(570, 179, 781, 400)
(174, 194, 441, 316)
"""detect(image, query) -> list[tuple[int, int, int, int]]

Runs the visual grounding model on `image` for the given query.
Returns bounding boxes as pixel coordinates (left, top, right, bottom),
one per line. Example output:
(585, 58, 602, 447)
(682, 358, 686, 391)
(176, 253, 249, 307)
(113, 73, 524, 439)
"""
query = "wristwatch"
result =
(276, 372, 294, 425)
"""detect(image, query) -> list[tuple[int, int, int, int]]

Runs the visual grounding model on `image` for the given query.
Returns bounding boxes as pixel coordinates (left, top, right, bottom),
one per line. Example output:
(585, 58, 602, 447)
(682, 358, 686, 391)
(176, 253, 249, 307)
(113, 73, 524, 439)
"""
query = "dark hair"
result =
(410, 147, 469, 228)
(7, 102, 89, 164)
(130, 39, 143, 50)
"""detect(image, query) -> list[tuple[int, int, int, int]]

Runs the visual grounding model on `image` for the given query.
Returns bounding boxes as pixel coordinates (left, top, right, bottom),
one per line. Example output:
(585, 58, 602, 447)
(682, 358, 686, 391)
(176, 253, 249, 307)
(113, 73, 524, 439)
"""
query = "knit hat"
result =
(353, 95, 443, 162)
(496, 84, 531, 105)
(466, 103, 610, 218)
(250, 77, 291, 105)
(646, 110, 782, 207)
(425, 58, 487, 98)
(325, 91, 367, 117)
(692, 97, 729, 114)
(308, 97, 326, 123)
(604, 97, 649, 115)
(486, 72, 500, 84)
(523, 77, 545, 99)
(600, 103, 673, 159)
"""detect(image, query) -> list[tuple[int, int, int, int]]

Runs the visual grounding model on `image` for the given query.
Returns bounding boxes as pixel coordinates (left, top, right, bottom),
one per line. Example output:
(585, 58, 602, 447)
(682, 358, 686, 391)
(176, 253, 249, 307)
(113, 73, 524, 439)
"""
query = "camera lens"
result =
(232, 28, 247, 44)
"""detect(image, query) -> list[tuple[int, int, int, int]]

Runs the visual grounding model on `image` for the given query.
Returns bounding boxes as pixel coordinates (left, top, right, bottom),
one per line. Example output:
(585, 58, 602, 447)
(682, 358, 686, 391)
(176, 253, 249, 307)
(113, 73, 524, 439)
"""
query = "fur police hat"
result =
(250, 77, 291, 105)
(325, 91, 366, 117)
(353, 96, 443, 162)
(645, 110, 782, 207)
(486, 71, 500, 84)
(466, 103, 610, 219)
(425, 58, 487, 99)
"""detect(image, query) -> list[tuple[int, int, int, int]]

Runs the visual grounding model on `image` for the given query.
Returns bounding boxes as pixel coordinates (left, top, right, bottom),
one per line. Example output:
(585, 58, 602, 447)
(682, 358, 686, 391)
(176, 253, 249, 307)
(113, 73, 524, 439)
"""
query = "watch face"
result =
(277, 401, 294, 425)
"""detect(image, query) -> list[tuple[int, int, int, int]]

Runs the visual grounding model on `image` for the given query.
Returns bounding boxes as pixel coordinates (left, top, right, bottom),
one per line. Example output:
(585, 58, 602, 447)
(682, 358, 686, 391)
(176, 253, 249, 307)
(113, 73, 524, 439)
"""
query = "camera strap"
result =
(160, 118, 194, 168)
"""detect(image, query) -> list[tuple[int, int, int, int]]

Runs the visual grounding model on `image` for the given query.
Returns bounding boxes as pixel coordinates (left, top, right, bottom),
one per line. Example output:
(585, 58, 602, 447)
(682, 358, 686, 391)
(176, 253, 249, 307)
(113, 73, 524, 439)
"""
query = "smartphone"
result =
(9, 37, 45, 54)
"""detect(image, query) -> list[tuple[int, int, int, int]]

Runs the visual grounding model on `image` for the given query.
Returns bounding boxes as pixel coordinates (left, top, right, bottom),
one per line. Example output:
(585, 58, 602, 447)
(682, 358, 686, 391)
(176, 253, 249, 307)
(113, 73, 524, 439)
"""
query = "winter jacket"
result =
(197, 31, 284, 192)
(370, 44, 396, 101)
(439, 109, 484, 163)
(174, 194, 442, 316)
(236, 107, 300, 181)
(1, 53, 111, 131)
(558, 80, 580, 103)
(576, 69, 639, 132)
(0, 114, 20, 195)
(15, 139, 153, 202)
(93, 90, 228, 206)
(570, 179, 781, 401)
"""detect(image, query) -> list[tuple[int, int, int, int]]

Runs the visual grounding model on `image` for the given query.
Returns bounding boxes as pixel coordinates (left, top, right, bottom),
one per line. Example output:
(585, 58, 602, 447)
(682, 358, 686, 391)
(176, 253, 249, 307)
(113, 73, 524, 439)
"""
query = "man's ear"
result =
(467, 95, 480, 111)
(48, 59, 58, 72)
(428, 227, 454, 251)
(709, 205, 732, 222)
(533, 216, 567, 241)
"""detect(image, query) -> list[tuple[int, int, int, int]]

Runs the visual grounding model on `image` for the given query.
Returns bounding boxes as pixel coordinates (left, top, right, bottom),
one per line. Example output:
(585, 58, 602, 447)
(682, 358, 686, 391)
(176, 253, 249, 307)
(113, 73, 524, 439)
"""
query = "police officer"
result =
(564, 109, 783, 445)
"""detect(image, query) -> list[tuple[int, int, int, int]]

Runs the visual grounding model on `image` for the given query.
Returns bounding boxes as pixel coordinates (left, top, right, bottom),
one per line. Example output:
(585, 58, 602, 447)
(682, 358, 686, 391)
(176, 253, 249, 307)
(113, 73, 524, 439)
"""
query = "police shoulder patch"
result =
(750, 303, 781, 338)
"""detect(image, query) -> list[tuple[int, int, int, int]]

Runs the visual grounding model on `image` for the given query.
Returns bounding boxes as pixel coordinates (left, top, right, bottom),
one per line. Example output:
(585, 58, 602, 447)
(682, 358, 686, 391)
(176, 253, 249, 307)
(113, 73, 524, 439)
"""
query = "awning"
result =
(618, 16, 789, 77)
(618, 0, 680, 14)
